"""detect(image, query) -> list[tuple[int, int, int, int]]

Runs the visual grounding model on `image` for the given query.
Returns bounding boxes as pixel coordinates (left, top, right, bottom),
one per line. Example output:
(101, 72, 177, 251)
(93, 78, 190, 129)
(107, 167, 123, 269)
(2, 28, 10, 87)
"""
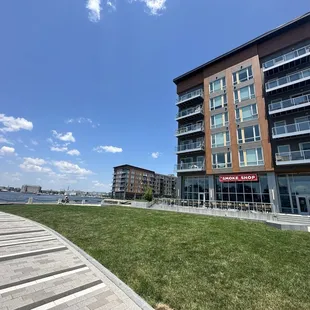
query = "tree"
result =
(143, 186, 153, 202)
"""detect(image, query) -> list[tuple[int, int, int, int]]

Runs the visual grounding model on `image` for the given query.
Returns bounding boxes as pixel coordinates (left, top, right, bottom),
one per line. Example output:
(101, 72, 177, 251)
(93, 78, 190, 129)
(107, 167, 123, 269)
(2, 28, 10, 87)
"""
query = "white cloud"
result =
(0, 114, 33, 133)
(24, 145, 35, 152)
(107, 0, 116, 10)
(0, 135, 13, 145)
(85, 0, 166, 21)
(151, 152, 160, 159)
(65, 117, 99, 128)
(50, 146, 68, 152)
(20, 157, 51, 173)
(52, 130, 75, 142)
(93, 145, 123, 153)
(67, 149, 80, 156)
(92, 181, 111, 191)
(0, 146, 15, 156)
(12, 172, 21, 182)
(129, 0, 166, 15)
(53, 161, 93, 176)
(86, 0, 102, 22)
(31, 140, 38, 146)
(22, 157, 46, 166)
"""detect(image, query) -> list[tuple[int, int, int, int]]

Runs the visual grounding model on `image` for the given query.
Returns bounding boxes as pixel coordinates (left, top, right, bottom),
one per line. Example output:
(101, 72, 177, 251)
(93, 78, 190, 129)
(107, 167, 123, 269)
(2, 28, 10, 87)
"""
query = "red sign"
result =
(219, 174, 258, 183)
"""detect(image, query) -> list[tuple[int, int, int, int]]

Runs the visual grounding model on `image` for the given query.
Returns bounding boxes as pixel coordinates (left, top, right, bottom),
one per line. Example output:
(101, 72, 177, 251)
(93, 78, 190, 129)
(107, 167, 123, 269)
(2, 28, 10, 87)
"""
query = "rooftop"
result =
(173, 12, 310, 84)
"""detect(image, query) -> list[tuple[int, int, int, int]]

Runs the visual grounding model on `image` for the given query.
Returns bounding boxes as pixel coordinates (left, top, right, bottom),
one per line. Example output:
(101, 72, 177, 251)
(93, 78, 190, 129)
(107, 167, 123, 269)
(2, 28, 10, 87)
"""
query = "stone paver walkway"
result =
(0, 212, 152, 310)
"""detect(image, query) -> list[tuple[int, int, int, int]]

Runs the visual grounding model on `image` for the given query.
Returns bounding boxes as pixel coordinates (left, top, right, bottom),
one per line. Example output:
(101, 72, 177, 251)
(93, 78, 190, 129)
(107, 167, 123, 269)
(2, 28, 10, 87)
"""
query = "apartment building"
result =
(112, 165, 176, 199)
(154, 174, 176, 198)
(21, 185, 42, 194)
(174, 12, 310, 215)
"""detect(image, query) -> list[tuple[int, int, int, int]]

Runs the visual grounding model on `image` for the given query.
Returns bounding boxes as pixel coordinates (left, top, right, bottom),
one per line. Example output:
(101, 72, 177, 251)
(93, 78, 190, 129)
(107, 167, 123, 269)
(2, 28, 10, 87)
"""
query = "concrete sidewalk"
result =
(0, 212, 153, 310)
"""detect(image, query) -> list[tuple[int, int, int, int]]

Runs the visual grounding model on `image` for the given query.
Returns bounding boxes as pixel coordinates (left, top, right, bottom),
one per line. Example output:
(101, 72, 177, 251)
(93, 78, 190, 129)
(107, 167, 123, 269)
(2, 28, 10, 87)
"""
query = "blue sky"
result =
(0, 1, 309, 192)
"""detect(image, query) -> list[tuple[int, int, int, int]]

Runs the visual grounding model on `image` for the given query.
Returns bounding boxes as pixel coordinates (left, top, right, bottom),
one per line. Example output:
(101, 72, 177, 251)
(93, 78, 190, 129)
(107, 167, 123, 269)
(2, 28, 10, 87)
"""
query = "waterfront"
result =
(0, 191, 103, 204)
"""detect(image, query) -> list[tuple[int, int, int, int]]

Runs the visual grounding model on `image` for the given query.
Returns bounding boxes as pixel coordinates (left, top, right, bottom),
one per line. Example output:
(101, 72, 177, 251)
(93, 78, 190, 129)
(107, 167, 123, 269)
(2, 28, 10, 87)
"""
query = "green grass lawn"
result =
(0, 204, 310, 310)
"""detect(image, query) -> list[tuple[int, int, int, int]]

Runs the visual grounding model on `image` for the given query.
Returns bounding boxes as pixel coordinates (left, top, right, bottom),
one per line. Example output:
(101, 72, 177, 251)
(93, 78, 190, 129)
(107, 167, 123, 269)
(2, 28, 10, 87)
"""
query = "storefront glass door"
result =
(198, 193, 205, 207)
(297, 196, 310, 215)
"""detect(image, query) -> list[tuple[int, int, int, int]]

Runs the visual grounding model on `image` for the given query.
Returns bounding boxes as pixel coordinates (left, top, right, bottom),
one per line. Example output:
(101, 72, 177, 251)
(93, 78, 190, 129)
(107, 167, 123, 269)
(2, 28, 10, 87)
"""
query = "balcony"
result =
(276, 150, 310, 165)
(175, 123, 204, 137)
(176, 141, 204, 154)
(176, 161, 205, 173)
(263, 44, 310, 72)
(272, 121, 310, 139)
(176, 105, 203, 121)
(269, 94, 310, 115)
(176, 89, 204, 106)
(266, 68, 310, 92)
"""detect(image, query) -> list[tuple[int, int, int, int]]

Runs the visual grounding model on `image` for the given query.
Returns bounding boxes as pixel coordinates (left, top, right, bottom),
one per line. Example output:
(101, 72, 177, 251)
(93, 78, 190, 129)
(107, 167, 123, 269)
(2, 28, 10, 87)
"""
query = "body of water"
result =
(0, 191, 103, 204)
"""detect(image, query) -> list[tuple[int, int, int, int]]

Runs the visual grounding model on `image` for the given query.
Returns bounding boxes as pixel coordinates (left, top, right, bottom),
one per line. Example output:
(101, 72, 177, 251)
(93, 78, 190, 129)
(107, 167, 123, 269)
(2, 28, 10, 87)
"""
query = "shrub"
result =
(143, 186, 153, 202)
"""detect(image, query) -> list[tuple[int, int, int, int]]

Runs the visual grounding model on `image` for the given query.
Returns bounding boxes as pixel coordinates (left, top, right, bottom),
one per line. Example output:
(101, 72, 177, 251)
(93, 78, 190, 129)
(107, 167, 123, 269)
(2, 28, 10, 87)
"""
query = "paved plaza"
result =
(0, 212, 152, 310)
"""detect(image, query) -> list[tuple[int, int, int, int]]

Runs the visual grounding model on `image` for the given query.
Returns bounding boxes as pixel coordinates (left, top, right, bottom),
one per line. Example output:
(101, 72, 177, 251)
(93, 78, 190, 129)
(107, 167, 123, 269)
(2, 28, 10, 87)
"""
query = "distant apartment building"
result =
(112, 165, 176, 199)
(154, 174, 177, 198)
(174, 12, 310, 215)
(21, 185, 42, 194)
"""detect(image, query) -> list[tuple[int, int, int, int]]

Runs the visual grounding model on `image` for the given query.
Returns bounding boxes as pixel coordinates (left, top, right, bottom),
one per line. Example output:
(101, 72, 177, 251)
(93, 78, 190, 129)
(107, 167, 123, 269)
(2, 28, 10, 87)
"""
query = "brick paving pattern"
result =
(0, 212, 150, 310)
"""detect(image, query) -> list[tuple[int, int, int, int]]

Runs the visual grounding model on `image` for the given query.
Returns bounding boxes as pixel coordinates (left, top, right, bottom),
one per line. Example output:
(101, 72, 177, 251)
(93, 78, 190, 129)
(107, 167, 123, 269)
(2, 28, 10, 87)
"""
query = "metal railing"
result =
(176, 105, 203, 119)
(272, 120, 310, 137)
(155, 198, 274, 213)
(210, 119, 229, 129)
(176, 141, 204, 153)
(268, 94, 310, 113)
(176, 89, 204, 105)
(276, 150, 310, 164)
(233, 75, 253, 85)
(235, 113, 258, 123)
(266, 68, 310, 91)
(176, 161, 205, 171)
(263, 44, 310, 70)
(212, 162, 232, 169)
(175, 123, 204, 136)
(234, 93, 255, 103)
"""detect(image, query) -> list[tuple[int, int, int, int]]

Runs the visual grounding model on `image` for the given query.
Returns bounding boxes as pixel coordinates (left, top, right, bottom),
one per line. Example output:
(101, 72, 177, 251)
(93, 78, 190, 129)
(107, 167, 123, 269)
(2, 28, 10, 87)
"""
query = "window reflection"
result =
(214, 174, 269, 203)
(183, 176, 209, 200)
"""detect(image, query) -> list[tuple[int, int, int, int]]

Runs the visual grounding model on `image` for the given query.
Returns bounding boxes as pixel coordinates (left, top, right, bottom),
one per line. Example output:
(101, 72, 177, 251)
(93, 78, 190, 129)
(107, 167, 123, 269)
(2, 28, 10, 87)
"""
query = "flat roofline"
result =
(173, 12, 310, 84)
(114, 164, 155, 174)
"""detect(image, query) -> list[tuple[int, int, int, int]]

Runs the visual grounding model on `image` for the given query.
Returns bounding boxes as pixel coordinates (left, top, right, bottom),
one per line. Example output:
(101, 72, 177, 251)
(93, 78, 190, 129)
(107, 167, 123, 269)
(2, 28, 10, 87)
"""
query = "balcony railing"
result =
(276, 150, 310, 165)
(176, 141, 204, 154)
(266, 68, 310, 92)
(176, 105, 203, 120)
(268, 94, 310, 114)
(272, 121, 310, 138)
(175, 123, 204, 137)
(176, 161, 205, 172)
(263, 44, 310, 72)
(176, 89, 204, 106)
(212, 162, 232, 169)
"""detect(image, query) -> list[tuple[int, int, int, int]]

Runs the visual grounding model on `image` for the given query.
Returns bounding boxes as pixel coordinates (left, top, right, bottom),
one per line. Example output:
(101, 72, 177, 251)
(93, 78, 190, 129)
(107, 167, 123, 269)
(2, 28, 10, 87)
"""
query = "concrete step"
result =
(276, 214, 310, 225)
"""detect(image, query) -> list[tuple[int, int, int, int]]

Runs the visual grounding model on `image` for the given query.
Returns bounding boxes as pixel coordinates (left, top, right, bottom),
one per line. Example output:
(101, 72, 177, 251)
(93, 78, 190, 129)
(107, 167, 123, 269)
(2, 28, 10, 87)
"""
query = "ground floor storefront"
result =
(278, 174, 310, 214)
(177, 173, 310, 215)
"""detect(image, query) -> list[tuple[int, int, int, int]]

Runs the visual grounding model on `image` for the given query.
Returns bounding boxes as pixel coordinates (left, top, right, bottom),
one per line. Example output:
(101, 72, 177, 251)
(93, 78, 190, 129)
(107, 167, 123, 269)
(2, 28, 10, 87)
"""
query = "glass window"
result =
(211, 132, 230, 148)
(237, 125, 261, 143)
(211, 112, 229, 128)
(300, 142, 310, 151)
(235, 104, 258, 122)
(212, 152, 232, 169)
(183, 176, 209, 200)
(209, 77, 226, 93)
(239, 147, 264, 167)
(210, 94, 227, 110)
(233, 66, 253, 85)
(277, 145, 290, 154)
(234, 85, 255, 103)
